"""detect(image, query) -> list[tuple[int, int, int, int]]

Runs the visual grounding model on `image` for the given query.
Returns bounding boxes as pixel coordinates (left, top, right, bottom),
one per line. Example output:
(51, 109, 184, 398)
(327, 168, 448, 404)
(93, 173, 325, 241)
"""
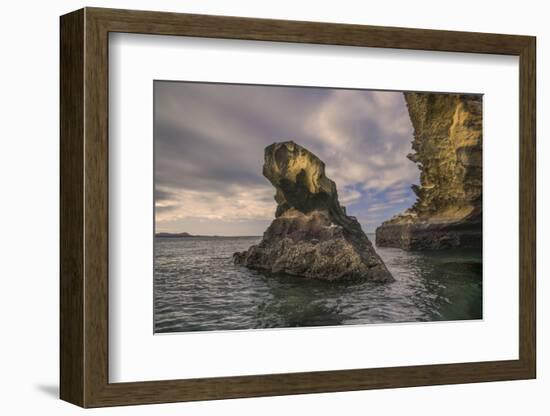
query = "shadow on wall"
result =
(34, 384, 58, 399)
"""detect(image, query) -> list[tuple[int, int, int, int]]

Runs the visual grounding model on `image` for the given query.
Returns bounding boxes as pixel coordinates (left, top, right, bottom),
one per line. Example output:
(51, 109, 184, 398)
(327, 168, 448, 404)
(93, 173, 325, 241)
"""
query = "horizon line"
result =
(155, 231, 378, 237)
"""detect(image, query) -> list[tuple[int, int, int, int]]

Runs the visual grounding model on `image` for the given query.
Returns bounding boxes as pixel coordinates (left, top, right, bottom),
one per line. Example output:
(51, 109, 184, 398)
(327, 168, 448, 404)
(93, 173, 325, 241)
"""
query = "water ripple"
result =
(154, 235, 482, 333)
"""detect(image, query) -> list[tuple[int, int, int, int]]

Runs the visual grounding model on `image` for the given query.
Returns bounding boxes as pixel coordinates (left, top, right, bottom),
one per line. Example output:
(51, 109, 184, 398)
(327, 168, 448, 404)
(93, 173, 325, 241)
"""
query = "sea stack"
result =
(375, 92, 482, 250)
(233, 141, 393, 282)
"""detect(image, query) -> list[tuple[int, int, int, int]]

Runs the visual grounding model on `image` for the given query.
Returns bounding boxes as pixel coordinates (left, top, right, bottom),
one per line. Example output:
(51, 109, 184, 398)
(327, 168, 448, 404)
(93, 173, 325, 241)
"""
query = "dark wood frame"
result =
(60, 7, 536, 408)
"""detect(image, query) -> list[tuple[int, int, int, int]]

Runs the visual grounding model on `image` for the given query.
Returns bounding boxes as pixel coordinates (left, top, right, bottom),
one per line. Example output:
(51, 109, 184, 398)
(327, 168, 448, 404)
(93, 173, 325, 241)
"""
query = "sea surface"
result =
(154, 235, 482, 333)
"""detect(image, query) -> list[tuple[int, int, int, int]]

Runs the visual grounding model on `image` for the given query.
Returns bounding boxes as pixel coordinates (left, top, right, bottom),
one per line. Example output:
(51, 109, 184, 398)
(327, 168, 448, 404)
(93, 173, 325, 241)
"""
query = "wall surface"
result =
(0, 0, 546, 414)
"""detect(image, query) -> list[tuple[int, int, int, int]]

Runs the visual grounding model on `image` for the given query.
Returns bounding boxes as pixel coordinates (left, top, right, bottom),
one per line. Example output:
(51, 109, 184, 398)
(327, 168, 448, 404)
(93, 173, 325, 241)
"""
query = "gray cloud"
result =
(155, 188, 177, 202)
(154, 81, 419, 234)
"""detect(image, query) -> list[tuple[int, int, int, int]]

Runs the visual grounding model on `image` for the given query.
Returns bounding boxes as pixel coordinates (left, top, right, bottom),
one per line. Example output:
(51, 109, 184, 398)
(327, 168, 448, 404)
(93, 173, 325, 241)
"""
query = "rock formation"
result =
(234, 141, 393, 282)
(375, 92, 482, 250)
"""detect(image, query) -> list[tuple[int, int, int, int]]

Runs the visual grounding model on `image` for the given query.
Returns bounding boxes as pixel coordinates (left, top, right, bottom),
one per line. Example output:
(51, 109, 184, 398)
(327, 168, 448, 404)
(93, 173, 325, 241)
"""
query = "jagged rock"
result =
(234, 141, 393, 282)
(376, 92, 482, 250)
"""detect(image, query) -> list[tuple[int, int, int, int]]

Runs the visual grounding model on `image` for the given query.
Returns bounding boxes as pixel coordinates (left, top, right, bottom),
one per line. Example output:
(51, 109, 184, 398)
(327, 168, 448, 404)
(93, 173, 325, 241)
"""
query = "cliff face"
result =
(375, 92, 482, 250)
(234, 141, 393, 282)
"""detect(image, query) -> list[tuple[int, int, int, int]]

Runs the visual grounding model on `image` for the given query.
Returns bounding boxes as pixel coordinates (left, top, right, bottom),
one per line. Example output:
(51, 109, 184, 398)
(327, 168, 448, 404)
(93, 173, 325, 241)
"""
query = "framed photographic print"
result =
(60, 7, 536, 408)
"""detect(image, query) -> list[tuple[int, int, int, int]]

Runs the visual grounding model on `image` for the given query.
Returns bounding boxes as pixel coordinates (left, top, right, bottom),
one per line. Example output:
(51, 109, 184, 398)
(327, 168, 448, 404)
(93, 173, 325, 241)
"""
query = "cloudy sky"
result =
(154, 81, 419, 235)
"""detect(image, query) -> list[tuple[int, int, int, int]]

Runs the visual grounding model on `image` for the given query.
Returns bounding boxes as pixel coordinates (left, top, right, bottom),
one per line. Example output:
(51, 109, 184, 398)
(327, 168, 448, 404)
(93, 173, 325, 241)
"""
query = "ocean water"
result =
(154, 235, 482, 333)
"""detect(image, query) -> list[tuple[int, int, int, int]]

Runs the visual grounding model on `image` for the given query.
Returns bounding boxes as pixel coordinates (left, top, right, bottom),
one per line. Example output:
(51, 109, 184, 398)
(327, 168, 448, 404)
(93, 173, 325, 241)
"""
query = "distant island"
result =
(155, 232, 218, 238)
(155, 232, 259, 238)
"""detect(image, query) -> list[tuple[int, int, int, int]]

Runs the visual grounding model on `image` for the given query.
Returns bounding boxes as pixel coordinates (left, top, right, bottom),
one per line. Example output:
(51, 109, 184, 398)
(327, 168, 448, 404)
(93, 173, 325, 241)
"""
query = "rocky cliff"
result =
(234, 141, 393, 282)
(375, 92, 482, 250)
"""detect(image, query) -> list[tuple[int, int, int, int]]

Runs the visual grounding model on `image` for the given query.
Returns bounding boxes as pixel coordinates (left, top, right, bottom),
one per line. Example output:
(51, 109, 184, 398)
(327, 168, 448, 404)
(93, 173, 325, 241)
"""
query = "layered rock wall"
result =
(375, 92, 482, 250)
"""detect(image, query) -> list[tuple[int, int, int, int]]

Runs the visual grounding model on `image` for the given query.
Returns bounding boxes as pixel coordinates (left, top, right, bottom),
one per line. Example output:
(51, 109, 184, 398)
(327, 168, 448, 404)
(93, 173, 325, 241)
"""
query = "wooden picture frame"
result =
(60, 7, 536, 408)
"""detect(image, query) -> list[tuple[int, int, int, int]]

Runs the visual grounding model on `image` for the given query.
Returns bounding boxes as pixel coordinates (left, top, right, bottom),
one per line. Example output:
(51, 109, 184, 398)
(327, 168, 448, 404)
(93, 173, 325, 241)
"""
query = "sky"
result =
(154, 81, 419, 235)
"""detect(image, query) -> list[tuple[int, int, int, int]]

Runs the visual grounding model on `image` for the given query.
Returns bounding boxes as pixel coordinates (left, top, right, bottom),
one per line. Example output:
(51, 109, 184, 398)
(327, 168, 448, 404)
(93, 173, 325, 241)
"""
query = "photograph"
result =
(153, 81, 483, 333)
(52, 5, 537, 409)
